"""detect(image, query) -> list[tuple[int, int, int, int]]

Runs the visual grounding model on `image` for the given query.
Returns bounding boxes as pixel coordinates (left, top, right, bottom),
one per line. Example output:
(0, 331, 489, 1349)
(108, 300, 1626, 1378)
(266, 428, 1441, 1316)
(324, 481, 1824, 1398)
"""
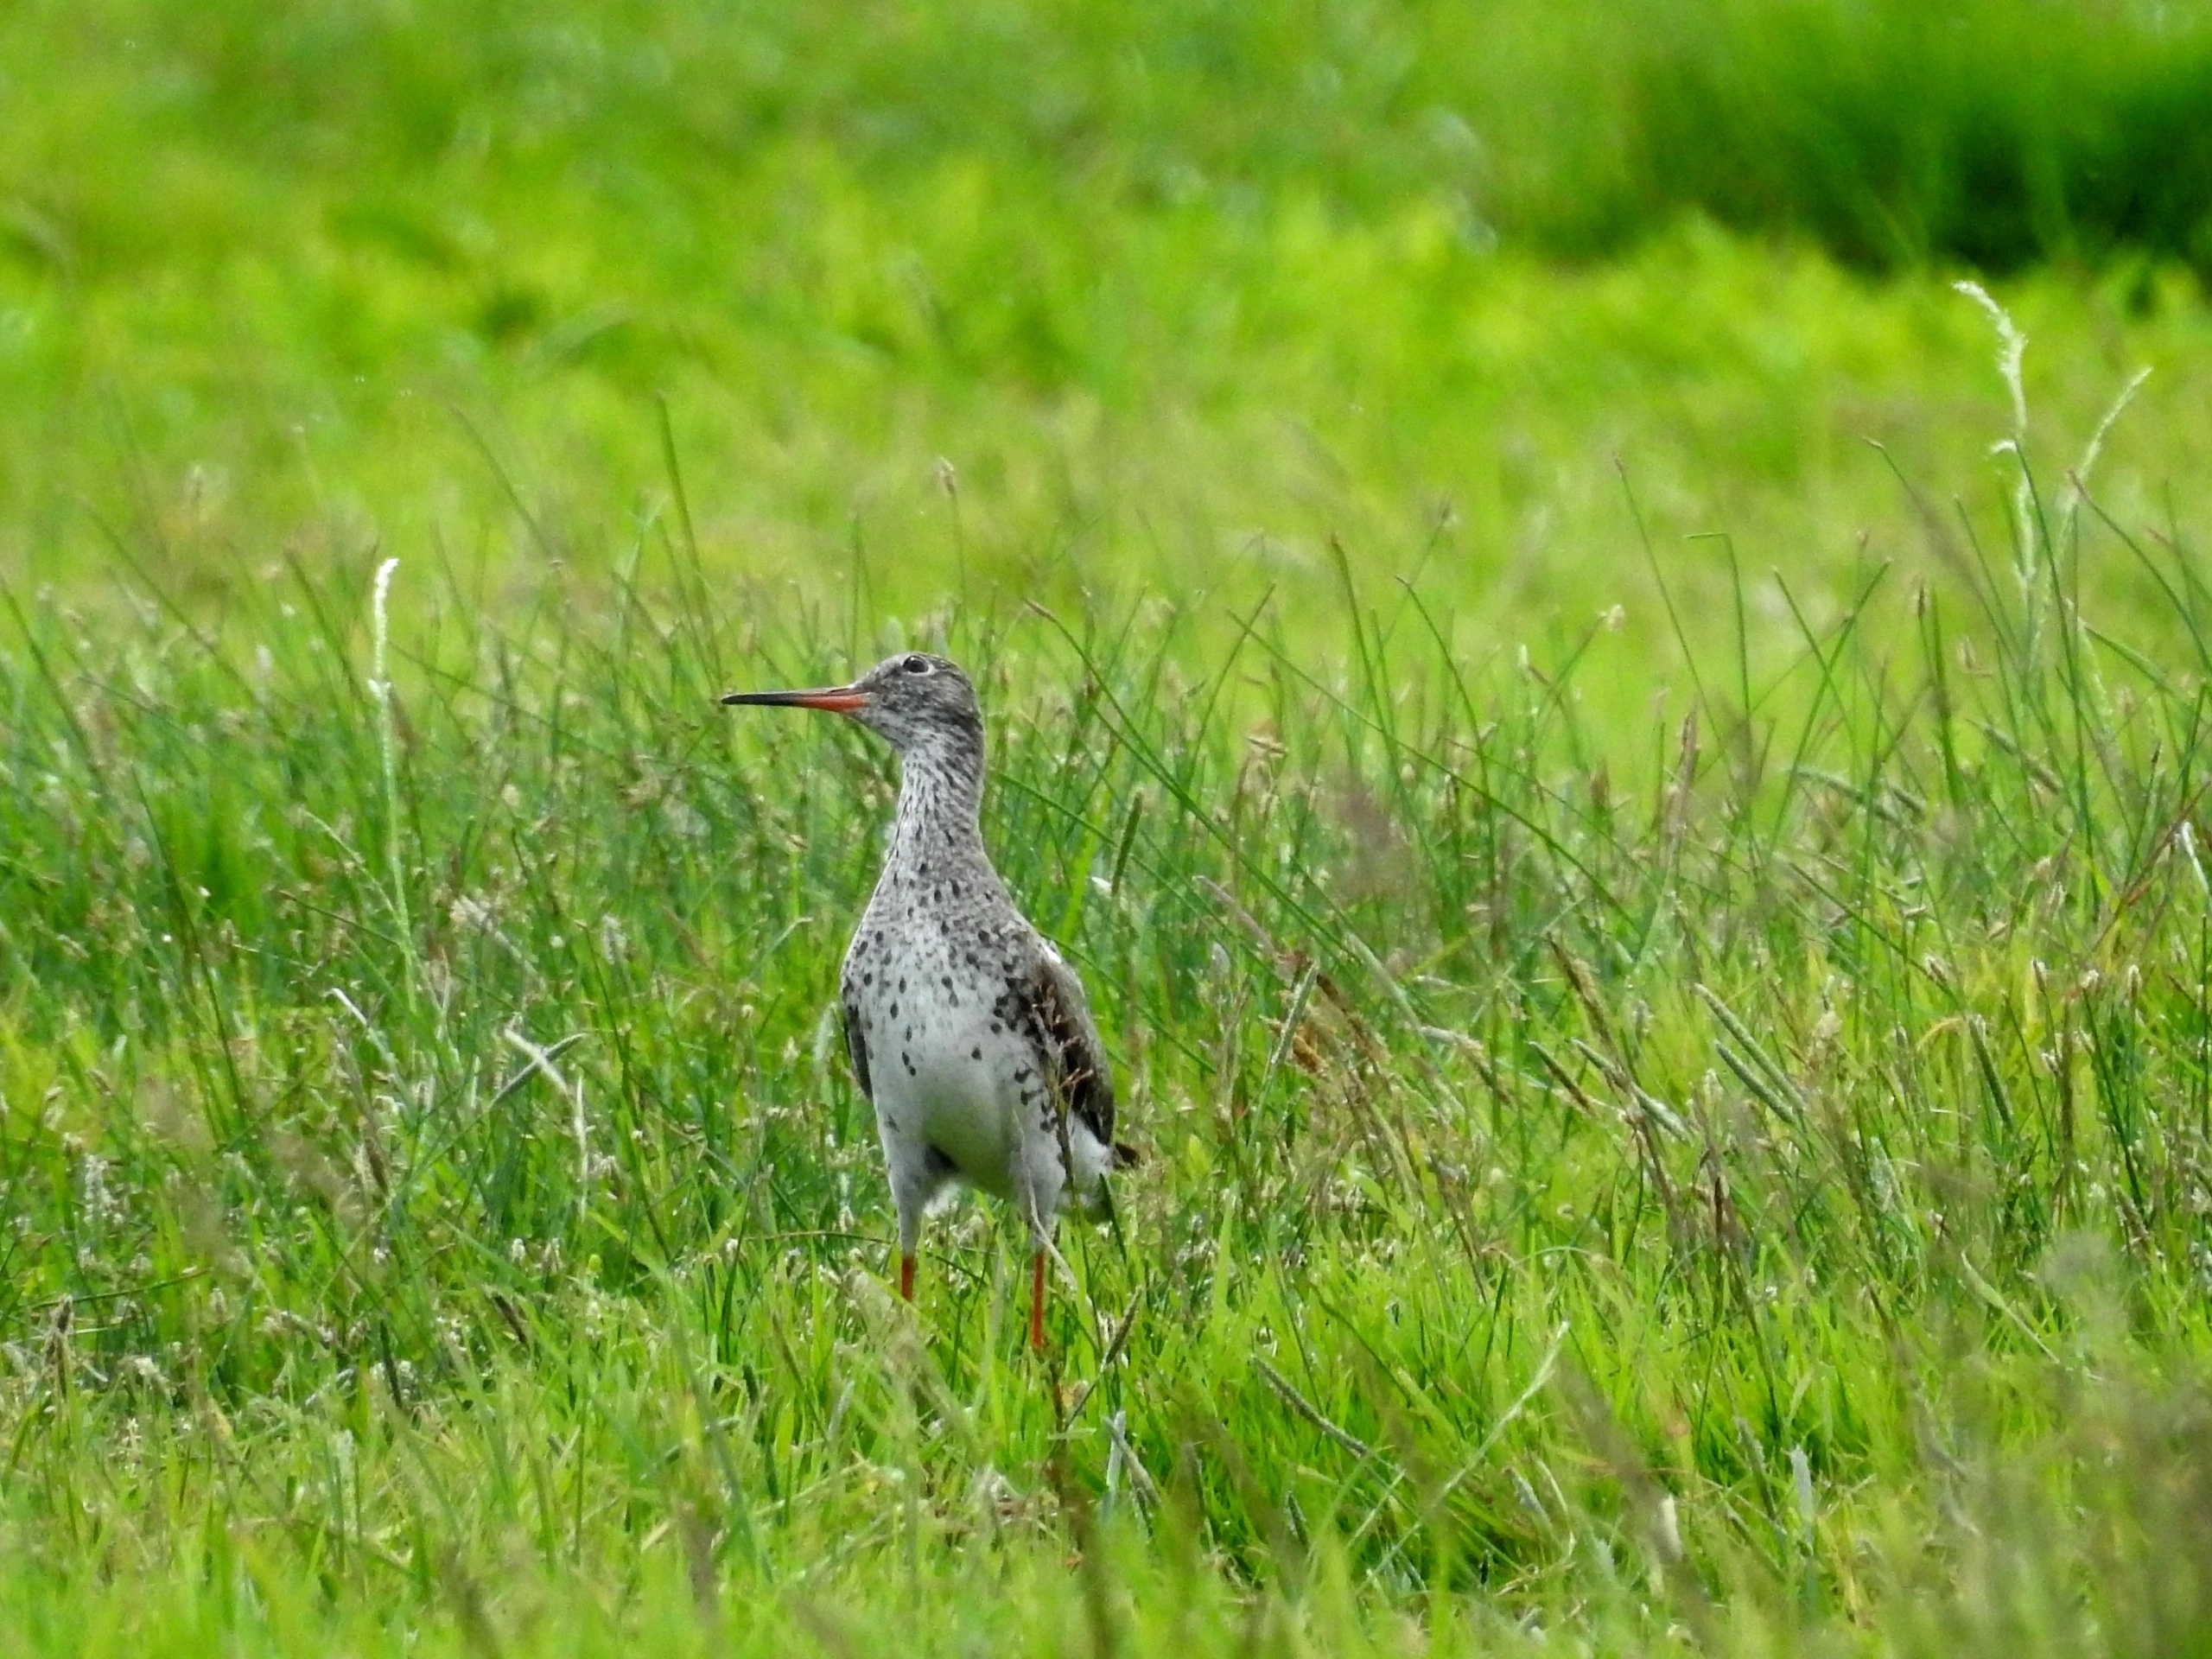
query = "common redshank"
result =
(721, 652, 1132, 1350)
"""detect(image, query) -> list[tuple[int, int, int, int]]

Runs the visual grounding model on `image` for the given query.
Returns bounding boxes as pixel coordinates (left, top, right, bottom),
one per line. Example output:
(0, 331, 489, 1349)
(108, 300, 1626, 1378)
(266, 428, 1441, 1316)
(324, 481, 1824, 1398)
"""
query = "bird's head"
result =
(721, 651, 984, 760)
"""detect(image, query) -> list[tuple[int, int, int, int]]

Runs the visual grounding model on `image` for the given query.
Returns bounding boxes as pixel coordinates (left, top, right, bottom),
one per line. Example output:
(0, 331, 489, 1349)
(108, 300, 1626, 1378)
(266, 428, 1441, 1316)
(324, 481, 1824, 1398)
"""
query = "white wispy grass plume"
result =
(369, 556, 400, 754)
(369, 557, 414, 998)
(2069, 365, 2152, 510)
(1953, 279, 2027, 442)
(1955, 280, 2037, 586)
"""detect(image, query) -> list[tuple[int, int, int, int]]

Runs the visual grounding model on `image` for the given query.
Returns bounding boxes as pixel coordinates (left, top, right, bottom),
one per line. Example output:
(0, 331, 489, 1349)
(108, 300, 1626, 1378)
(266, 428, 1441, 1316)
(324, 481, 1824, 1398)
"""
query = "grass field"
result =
(11, 3, 2212, 1655)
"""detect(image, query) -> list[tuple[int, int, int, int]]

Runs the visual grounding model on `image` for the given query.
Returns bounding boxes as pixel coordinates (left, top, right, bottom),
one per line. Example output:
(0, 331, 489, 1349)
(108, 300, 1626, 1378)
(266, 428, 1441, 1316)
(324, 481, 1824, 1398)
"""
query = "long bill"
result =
(720, 685, 871, 714)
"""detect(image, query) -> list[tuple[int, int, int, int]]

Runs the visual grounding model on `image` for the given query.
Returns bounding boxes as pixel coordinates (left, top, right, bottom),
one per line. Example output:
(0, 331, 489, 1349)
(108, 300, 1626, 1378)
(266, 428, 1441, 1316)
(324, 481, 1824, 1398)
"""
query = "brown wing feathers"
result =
(1029, 953, 1138, 1167)
(840, 991, 873, 1102)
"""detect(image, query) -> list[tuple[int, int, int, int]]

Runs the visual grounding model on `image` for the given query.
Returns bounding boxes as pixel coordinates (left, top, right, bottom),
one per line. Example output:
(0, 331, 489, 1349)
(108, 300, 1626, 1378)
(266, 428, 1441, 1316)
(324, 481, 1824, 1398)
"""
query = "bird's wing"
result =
(840, 988, 873, 1102)
(1026, 942, 1116, 1151)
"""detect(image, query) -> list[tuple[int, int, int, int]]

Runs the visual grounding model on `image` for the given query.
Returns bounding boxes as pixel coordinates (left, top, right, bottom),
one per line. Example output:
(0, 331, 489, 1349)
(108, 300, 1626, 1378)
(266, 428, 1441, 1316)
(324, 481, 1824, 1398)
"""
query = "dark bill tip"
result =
(719, 686, 871, 714)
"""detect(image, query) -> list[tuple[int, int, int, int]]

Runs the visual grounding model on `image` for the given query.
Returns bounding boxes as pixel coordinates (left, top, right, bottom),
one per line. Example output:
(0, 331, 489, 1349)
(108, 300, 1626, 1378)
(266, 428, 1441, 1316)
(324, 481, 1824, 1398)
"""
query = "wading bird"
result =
(722, 652, 1133, 1350)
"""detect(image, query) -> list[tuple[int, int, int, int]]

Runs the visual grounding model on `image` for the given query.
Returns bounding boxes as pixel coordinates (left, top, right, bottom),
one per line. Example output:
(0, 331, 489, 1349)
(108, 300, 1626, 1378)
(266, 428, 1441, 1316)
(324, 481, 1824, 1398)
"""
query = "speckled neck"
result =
(882, 731, 988, 884)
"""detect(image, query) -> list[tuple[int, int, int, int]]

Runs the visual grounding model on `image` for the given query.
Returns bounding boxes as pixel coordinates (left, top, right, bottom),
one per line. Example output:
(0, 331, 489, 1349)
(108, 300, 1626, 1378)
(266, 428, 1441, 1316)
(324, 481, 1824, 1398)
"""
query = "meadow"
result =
(10, 2, 2212, 1653)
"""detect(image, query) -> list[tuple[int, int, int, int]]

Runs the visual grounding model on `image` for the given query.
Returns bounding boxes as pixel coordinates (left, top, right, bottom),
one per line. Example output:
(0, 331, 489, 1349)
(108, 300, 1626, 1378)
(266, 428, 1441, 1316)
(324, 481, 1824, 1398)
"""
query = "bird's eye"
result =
(902, 654, 932, 675)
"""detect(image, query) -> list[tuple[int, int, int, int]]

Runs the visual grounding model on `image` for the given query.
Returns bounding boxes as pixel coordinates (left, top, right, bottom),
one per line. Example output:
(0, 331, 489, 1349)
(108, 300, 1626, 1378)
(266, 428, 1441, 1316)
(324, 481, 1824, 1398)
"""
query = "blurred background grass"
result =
(5, 0, 2212, 645)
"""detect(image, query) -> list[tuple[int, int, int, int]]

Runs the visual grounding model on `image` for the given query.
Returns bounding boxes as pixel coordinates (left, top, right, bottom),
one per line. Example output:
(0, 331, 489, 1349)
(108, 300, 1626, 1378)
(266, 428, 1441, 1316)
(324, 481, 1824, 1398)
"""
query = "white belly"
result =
(864, 999, 1031, 1200)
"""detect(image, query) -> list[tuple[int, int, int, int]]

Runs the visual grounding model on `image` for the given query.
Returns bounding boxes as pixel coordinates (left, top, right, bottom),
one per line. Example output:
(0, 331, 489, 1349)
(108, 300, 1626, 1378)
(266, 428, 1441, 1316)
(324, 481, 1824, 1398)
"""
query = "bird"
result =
(721, 651, 1134, 1350)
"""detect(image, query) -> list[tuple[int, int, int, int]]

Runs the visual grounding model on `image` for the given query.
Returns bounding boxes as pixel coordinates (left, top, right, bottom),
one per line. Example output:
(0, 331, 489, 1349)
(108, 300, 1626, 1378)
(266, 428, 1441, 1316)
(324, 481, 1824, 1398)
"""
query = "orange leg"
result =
(1029, 1247, 1047, 1352)
(899, 1252, 916, 1301)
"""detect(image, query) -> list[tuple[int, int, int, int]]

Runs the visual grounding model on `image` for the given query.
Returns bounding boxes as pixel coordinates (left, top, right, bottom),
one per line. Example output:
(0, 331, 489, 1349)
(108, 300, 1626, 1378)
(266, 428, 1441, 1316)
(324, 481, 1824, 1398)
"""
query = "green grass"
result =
(16, 0, 2212, 273)
(10, 359, 2212, 1650)
(13, 2, 2212, 1651)
(7, 0, 2212, 643)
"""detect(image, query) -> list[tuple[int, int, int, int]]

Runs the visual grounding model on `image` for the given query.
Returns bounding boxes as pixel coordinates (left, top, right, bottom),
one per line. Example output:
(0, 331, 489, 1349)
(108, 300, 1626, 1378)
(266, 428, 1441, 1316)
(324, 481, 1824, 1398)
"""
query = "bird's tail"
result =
(1111, 1140, 1141, 1169)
